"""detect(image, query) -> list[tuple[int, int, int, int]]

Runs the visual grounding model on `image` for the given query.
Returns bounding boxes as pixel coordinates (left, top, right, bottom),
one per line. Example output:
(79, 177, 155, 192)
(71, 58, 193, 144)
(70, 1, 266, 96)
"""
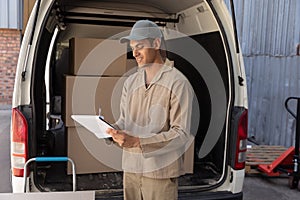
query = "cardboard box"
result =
(67, 126, 194, 174)
(70, 38, 134, 76)
(63, 76, 127, 127)
(64, 75, 194, 174)
(67, 127, 122, 174)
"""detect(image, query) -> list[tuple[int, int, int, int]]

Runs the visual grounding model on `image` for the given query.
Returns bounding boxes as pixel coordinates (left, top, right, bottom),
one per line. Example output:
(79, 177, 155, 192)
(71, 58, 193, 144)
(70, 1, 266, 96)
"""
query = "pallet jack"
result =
(257, 97, 300, 190)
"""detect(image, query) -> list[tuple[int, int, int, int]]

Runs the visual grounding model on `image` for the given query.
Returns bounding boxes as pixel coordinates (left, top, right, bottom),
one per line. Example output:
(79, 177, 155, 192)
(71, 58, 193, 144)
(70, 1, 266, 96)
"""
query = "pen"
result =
(99, 108, 104, 119)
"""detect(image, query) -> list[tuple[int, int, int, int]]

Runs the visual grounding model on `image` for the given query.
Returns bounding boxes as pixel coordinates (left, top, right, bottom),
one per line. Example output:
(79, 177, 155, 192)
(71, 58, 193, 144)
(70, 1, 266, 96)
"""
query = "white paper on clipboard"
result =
(71, 115, 113, 139)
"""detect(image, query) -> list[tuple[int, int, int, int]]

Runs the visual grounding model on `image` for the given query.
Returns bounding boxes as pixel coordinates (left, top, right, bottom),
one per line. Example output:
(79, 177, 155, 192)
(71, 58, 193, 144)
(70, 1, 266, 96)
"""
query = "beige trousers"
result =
(123, 172, 178, 200)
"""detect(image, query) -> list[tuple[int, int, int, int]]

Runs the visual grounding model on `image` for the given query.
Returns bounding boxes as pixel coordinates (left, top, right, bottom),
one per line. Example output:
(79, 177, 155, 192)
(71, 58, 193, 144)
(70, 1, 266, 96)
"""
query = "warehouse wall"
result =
(225, 0, 300, 147)
(0, 0, 22, 29)
(0, 29, 20, 105)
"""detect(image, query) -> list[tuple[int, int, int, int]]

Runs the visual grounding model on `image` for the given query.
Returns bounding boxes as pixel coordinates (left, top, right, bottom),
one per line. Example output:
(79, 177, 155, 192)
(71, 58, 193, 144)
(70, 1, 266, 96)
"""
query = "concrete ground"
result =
(0, 108, 12, 193)
(1, 107, 299, 199)
(243, 175, 299, 200)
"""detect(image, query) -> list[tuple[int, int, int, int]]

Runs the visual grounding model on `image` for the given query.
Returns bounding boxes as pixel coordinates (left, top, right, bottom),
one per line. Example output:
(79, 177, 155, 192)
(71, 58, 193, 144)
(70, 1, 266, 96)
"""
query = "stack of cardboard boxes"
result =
(64, 37, 194, 175)
(64, 38, 135, 174)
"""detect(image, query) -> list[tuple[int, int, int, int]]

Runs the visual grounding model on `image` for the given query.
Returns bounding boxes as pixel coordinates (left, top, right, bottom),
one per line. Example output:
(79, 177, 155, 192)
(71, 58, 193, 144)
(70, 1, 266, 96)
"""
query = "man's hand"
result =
(106, 128, 140, 148)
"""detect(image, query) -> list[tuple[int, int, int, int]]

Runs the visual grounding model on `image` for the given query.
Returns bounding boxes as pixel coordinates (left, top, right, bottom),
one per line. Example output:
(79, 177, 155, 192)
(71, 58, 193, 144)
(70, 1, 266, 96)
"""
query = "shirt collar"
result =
(137, 58, 173, 74)
(137, 59, 173, 85)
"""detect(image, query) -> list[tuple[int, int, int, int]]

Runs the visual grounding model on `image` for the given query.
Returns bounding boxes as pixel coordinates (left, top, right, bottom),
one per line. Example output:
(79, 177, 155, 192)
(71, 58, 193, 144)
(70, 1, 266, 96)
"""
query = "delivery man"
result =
(106, 20, 194, 200)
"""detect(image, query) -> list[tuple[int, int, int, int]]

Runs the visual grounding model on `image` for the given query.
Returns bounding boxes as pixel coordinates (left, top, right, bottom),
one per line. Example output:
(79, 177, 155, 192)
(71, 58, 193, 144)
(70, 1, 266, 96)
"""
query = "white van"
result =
(11, 0, 248, 199)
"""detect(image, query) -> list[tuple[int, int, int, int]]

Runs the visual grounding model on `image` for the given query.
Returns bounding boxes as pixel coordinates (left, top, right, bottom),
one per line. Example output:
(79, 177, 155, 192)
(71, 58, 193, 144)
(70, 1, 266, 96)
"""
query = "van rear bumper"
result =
(95, 191, 243, 200)
(179, 191, 243, 200)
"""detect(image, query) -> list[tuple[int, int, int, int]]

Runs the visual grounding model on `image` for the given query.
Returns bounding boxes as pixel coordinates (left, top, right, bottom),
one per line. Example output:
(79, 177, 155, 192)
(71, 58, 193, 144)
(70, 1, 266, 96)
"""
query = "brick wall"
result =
(0, 29, 21, 105)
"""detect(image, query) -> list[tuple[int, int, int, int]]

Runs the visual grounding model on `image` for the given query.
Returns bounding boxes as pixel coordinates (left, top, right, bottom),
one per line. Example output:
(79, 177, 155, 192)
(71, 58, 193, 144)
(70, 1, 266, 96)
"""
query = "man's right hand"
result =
(106, 128, 141, 148)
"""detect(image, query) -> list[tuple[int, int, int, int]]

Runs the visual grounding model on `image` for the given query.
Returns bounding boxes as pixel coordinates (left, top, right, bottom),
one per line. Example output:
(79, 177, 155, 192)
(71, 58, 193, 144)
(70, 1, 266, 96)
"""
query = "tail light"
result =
(234, 109, 248, 170)
(11, 108, 28, 177)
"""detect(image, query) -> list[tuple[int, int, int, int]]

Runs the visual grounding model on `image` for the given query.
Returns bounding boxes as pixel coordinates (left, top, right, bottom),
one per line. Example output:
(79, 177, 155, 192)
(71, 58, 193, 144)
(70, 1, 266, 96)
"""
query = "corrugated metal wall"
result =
(225, 0, 300, 147)
(0, 0, 22, 29)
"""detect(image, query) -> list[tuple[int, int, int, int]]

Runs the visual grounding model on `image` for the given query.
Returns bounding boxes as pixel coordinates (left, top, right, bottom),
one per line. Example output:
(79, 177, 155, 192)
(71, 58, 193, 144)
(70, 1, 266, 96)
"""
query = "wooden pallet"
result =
(245, 145, 288, 174)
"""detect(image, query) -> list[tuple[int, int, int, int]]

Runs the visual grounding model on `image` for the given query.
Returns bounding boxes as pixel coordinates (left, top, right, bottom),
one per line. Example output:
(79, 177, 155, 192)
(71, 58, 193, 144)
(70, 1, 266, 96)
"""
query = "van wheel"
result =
(288, 176, 298, 189)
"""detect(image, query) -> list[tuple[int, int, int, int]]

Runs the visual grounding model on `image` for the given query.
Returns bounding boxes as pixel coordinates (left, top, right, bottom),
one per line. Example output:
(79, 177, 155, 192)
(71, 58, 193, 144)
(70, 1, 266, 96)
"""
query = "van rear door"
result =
(12, 1, 247, 199)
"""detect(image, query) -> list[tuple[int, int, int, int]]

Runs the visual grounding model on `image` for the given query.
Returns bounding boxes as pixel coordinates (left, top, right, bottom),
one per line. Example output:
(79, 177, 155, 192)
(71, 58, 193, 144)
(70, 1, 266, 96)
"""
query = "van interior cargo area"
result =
(31, 0, 231, 193)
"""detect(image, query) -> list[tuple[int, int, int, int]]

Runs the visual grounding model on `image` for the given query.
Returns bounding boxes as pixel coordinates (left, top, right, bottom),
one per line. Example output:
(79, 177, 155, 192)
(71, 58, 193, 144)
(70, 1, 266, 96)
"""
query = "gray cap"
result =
(120, 20, 162, 43)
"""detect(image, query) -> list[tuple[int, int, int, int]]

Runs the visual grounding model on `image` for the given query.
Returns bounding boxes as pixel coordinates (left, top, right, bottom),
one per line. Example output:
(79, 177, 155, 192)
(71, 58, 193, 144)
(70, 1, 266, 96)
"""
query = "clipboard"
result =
(71, 115, 114, 139)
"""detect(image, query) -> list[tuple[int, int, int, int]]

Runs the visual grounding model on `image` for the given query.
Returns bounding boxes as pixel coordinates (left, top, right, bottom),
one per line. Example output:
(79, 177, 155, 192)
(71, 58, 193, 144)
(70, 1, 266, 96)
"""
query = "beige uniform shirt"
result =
(115, 59, 194, 179)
